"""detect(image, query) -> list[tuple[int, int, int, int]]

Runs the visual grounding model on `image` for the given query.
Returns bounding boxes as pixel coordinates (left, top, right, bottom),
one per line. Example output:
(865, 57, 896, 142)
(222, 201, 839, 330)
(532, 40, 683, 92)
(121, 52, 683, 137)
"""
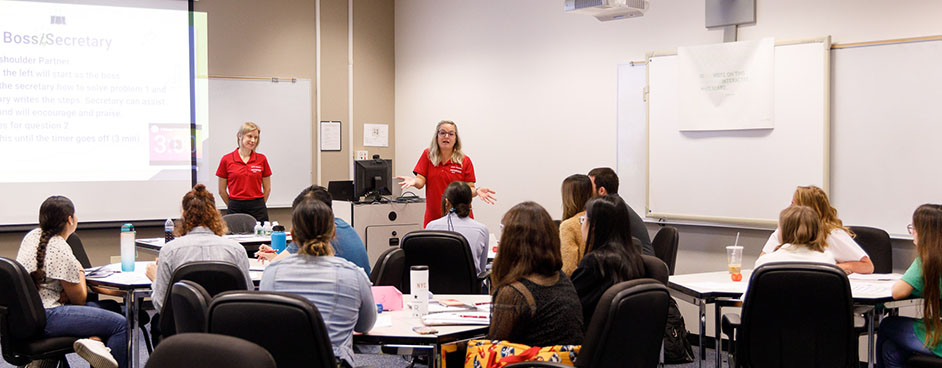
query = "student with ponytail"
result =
(146, 184, 252, 339)
(260, 199, 375, 367)
(876, 204, 942, 368)
(16, 196, 127, 368)
(425, 181, 490, 274)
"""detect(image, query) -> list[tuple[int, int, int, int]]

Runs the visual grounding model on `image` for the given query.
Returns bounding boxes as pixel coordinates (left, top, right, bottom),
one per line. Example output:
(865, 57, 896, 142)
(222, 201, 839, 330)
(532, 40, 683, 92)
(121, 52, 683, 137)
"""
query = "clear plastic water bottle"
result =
(271, 225, 287, 253)
(254, 221, 262, 236)
(120, 223, 135, 272)
(164, 218, 175, 243)
(263, 221, 272, 236)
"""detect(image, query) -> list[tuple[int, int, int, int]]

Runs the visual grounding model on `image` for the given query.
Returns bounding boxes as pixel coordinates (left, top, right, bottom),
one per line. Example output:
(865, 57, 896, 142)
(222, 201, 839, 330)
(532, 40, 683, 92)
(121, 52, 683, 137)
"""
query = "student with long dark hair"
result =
(16, 196, 127, 368)
(877, 204, 942, 368)
(425, 181, 489, 274)
(488, 202, 583, 346)
(260, 199, 376, 367)
(558, 174, 593, 275)
(570, 195, 645, 325)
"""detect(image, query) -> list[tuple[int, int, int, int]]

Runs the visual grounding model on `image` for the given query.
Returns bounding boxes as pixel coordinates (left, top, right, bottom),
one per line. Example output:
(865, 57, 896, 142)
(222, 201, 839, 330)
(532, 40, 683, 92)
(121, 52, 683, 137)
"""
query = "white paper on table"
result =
(685, 281, 747, 294)
(363, 124, 388, 147)
(851, 281, 895, 298)
(248, 258, 267, 271)
(374, 314, 393, 328)
(848, 273, 902, 281)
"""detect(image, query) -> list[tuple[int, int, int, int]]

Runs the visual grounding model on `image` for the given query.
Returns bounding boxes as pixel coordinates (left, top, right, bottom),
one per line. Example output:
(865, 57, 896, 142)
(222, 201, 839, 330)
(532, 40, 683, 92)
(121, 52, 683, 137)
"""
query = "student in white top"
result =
(425, 181, 489, 274)
(755, 205, 836, 269)
(759, 186, 873, 274)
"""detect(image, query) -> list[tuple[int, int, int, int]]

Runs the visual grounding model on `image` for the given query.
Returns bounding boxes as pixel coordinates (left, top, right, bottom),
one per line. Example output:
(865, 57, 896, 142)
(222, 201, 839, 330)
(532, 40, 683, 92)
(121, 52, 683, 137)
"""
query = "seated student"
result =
(488, 201, 584, 347)
(425, 181, 489, 274)
(260, 199, 376, 368)
(876, 204, 942, 368)
(559, 174, 594, 275)
(16, 196, 127, 368)
(759, 185, 873, 274)
(571, 195, 646, 326)
(146, 184, 252, 339)
(754, 205, 836, 269)
(587, 167, 655, 256)
(256, 185, 370, 274)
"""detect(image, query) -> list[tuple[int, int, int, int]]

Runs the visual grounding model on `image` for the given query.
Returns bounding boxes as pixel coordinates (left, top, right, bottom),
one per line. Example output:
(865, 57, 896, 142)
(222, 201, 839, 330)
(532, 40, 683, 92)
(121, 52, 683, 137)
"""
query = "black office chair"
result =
(651, 226, 680, 275)
(156, 261, 249, 343)
(641, 254, 669, 286)
(222, 213, 257, 234)
(505, 279, 671, 368)
(907, 354, 942, 367)
(400, 230, 487, 294)
(145, 333, 276, 368)
(370, 247, 405, 290)
(208, 291, 337, 368)
(0, 257, 77, 367)
(170, 280, 212, 334)
(721, 263, 856, 368)
(848, 226, 893, 273)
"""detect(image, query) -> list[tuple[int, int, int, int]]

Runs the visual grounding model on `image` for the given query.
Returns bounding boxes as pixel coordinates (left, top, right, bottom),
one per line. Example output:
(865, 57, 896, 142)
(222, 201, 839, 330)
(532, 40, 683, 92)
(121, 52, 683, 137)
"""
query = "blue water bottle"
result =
(271, 225, 287, 253)
(120, 223, 136, 272)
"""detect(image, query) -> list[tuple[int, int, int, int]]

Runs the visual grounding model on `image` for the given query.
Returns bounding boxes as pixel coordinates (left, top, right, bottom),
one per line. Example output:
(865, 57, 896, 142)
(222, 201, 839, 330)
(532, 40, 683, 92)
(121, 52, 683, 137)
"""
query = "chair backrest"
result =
(651, 226, 679, 275)
(159, 261, 249, 338)
(170, 281, 212, 334)
(66, 233, 92, 269)
(370, 247, 405, 290)
(640, 255, 669, 285)
(222, 213, 257, 235)
(738, 262, 856, 368)
(400, 230, 480, 294)
(208, 291, 336, 368)
(0, 257, 47, 350)
(848, 226, 893, 273)
(577, 279, 670, 368)
(145, 333, 276, 368)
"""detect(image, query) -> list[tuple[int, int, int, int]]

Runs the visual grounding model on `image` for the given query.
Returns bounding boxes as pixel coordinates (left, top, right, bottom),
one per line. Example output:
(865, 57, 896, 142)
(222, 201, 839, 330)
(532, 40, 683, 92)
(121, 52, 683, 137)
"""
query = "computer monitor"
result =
(354, 155, 392, 202)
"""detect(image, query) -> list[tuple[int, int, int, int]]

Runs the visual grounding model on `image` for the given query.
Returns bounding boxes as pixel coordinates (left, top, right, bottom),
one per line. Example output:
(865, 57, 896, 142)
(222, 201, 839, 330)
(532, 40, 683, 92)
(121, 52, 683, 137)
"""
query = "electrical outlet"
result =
(356, 150, 368, 160)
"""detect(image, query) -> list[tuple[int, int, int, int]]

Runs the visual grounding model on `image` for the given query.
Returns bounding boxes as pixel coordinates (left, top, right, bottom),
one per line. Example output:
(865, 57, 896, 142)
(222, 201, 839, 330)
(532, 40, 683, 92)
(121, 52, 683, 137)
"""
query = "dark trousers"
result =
(227, 197, 269, 222)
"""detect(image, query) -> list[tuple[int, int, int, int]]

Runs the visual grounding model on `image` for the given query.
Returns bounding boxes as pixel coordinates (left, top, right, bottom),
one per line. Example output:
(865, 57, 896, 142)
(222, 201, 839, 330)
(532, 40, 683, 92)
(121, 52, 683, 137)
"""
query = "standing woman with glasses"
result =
(397, 120, 497, 226)
(876, 204, 942, 368)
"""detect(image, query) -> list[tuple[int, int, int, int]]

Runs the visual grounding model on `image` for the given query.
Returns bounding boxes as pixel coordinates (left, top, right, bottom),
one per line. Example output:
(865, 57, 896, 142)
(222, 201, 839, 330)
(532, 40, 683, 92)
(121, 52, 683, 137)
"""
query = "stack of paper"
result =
(421, 310, 490, 326)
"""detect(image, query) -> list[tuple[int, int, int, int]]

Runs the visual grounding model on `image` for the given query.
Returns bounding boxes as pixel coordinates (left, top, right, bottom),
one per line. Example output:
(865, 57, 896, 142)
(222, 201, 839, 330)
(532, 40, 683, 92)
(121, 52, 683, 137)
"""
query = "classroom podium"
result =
(333, 199, 425, 267)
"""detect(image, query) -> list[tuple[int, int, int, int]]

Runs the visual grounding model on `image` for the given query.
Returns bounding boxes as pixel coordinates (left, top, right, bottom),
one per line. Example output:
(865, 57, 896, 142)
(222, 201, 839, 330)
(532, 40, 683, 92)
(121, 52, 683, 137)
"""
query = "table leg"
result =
(699, 300, 706, 368)
(124, 290, 139, 368)
(715, 303, 723, 368)
(431, 344, 440, 368)
(867, 308, 877, 368)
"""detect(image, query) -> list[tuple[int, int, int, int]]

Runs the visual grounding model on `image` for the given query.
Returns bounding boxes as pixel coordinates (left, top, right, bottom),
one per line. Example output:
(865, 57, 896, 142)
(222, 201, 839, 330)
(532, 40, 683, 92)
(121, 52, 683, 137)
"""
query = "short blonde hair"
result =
(428, 120, 465, 166)
(777, 205, 825, 252)
(236, 122, 260, 149)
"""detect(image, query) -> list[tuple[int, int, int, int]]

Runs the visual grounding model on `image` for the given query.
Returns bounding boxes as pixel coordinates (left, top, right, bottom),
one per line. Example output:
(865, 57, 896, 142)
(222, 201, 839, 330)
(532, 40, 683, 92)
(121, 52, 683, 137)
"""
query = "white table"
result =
(355, 294, 491, 368)
(669, 270, 917, 368)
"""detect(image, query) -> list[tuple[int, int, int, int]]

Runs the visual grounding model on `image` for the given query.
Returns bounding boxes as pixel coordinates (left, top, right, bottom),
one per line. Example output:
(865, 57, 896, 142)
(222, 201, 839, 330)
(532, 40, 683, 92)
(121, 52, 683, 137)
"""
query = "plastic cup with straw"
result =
(727, 232, 744, 281)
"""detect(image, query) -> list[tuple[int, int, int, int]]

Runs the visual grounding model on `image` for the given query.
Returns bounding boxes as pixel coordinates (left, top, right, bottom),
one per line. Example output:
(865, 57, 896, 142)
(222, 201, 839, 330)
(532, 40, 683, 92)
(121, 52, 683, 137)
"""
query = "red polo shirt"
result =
(413, 148, 476, 226)
(216, 148, 272, 200)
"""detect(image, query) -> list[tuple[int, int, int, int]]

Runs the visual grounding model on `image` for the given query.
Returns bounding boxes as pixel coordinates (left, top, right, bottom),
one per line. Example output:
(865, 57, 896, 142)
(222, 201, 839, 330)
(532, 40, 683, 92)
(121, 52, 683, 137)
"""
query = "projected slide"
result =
(0, 0, 191, 182)
(0, 0, 194, 224)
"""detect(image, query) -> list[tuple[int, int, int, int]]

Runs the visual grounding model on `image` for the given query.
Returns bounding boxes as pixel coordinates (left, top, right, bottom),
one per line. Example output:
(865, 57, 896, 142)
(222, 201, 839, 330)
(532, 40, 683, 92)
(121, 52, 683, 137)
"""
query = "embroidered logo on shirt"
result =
(250, 165, 263, 173)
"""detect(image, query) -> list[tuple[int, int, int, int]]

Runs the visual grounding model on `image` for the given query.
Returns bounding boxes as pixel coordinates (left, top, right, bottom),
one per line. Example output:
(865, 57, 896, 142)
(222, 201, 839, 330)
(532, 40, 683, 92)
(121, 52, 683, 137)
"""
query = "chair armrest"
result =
(504, 362, 572, 368)
(477, 269, 491, 280)
(721, 313, 740, 340)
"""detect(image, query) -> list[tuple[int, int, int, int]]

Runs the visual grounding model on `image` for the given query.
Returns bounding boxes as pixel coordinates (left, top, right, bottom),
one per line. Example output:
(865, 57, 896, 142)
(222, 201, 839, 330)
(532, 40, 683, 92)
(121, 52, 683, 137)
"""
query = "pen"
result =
(474, 302, 491, 306)
(459, 314, 488, 319)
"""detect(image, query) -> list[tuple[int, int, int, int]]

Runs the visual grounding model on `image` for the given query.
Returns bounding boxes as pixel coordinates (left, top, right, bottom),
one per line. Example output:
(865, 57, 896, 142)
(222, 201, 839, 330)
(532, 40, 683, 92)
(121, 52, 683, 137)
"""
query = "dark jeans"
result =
(876, 316, 937, 368)
(228, 197, 269, 223)
(44, 302, 128, 368)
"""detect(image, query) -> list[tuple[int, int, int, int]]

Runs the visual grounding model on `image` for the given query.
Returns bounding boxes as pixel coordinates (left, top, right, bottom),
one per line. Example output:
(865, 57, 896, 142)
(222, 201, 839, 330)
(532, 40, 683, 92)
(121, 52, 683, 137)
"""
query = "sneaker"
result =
(73, 338, 118, 368)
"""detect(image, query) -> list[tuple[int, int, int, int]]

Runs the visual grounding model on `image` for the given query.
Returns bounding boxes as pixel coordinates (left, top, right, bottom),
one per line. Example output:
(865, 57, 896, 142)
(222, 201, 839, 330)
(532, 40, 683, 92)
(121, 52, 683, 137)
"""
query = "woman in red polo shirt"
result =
(397, 120, 496, 226)
(216, 122, 272, 222)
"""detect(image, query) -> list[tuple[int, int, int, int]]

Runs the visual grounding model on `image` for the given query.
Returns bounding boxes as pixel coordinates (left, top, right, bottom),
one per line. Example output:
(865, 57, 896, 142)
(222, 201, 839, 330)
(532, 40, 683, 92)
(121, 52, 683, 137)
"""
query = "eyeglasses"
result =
(907, 223, 914, 235)
(578, 215, 586, 225)
(438, 131, 456, 137)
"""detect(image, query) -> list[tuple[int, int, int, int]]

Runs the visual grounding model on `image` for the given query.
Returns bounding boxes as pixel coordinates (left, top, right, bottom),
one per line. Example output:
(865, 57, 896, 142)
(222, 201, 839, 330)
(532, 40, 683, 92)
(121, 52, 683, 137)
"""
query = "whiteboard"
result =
(831, 40, 942, 236)
(197, 78, 313, 208)
(645, 39, 830, 225)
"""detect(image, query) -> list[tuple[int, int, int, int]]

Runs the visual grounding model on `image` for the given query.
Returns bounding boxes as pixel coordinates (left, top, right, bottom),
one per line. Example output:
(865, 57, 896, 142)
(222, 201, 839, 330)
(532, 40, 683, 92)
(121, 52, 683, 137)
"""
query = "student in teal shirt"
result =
(877, 204, 942, 368)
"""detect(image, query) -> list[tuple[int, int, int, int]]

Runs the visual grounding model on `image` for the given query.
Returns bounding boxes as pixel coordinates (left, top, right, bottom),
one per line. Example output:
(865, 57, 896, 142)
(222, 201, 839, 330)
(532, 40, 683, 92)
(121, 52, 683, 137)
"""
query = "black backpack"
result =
(663, 297, 695, 363)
